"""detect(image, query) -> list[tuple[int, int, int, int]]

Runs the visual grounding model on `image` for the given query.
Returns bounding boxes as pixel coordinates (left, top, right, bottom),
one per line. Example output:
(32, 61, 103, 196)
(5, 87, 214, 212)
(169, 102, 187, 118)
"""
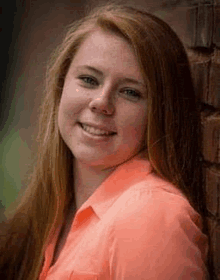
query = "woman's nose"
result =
(89, 89, 115, 115)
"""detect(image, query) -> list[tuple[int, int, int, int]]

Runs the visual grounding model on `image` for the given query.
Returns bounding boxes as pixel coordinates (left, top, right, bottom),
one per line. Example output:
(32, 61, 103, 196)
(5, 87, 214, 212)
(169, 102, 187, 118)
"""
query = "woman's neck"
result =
(73, 161, 116, 210)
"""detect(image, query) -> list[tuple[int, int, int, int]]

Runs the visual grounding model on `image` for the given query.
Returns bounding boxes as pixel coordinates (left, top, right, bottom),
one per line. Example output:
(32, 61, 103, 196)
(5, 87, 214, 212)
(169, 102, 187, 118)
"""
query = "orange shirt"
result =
(39, 155, 209, 280)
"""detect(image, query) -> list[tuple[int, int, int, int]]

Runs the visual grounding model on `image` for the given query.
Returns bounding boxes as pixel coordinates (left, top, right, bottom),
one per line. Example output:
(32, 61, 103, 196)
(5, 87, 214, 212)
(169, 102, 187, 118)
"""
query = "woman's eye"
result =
(121, 89, 141, 101)
(79, 76, 98, 86)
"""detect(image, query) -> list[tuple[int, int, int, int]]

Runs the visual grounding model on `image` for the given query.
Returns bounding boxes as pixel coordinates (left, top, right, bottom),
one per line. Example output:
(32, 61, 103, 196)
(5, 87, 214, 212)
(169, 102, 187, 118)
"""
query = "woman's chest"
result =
(51, 220, 73, 266)
(46, 213, 111, 279)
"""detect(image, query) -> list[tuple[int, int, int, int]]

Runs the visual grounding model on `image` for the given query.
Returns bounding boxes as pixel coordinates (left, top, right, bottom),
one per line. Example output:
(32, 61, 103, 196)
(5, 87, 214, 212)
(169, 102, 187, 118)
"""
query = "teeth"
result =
(81, 124, 114, 136)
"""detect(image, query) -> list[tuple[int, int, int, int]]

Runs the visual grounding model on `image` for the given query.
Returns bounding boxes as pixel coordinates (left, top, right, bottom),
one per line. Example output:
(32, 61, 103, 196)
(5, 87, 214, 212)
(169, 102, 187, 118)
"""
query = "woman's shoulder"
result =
(111, 171, 202, 230)
(107, 173, 209, 280)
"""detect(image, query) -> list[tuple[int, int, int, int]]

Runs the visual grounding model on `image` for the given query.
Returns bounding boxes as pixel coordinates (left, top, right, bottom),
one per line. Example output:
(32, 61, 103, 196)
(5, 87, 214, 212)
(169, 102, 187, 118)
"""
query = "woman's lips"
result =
(80, 122, 116, 136)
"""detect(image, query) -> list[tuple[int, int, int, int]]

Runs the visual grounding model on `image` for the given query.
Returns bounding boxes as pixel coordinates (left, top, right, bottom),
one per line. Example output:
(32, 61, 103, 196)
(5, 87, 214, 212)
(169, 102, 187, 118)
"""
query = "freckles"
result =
(60, 94, 85, 117)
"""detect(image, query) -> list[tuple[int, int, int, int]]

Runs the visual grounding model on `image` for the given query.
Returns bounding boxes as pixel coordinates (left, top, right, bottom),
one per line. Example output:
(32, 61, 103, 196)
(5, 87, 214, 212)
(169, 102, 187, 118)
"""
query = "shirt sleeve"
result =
(108, 189, 209, 280)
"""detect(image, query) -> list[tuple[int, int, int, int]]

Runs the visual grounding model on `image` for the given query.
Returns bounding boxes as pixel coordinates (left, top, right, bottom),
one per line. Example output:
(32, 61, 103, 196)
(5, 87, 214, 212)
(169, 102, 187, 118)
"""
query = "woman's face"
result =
(58, 29, 148, 171)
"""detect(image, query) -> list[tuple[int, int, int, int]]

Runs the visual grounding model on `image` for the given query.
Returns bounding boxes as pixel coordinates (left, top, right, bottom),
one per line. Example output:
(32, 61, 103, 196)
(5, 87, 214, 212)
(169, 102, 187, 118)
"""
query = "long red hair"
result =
(0, 4, 211, 279)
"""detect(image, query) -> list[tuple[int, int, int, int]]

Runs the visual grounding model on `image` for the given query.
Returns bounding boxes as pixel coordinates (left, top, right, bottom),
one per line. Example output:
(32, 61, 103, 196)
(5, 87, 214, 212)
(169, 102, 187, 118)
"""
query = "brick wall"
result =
(187, 2, 220, 279)
(151, 0, 220, 277)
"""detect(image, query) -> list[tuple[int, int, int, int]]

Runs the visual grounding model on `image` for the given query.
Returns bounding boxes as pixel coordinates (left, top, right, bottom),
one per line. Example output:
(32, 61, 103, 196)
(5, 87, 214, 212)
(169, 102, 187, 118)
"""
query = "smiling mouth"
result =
(80, 123, 116, 136)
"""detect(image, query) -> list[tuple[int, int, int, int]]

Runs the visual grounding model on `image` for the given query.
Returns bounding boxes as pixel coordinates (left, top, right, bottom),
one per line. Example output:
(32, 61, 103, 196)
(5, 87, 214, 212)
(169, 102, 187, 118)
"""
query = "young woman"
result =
(0, 4, 213, 279)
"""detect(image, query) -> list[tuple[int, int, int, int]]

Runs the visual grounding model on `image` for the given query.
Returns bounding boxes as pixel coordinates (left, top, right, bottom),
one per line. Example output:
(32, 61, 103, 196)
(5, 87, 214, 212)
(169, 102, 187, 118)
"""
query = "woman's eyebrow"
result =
(75, 65, 145, 87)
(121, 77, 145, 87)
(75, 65, 103, 76)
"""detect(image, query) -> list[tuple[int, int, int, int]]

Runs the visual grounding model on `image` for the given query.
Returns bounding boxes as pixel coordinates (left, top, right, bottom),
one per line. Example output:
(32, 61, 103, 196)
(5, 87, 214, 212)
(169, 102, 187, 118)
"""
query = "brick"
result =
(206, 218, 219, 278)
(187, 6, 197, 46)
(209, 61, 220, 108)
(213, 6, 220, 47)
(202, 115, 220, 163)
(207, 217, 216, 234)
(200, 0, 214, 3)
(161, 0, 199, 7)
(214, 49, 220, 63)
(211, 225, 220, 275)
(204, 167, 220, 216)
(187, 5, 213, 48)
(197, 4, 213, 47)
(190, 60, 210, 101)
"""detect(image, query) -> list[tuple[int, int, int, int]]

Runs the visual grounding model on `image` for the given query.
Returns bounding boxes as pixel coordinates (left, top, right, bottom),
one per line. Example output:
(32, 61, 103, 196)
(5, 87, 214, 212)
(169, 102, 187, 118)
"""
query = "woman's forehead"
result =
(68, 29, 145, 84)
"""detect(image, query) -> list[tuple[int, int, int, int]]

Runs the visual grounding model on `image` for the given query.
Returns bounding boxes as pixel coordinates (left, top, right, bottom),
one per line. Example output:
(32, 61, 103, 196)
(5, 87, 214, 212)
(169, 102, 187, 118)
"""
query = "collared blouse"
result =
(39, 155, 208, 280)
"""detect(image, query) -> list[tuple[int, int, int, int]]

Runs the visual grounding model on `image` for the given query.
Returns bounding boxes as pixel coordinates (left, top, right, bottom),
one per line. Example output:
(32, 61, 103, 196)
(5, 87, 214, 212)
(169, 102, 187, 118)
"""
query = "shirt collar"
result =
(76, 154, 152, 220)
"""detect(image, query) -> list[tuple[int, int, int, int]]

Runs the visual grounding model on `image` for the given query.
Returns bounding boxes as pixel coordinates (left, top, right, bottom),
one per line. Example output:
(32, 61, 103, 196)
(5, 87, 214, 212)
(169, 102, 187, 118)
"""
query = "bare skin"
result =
(51, 203, 76, 266)
(73, 159, 116, 210)
(51, 163, 115, 266)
